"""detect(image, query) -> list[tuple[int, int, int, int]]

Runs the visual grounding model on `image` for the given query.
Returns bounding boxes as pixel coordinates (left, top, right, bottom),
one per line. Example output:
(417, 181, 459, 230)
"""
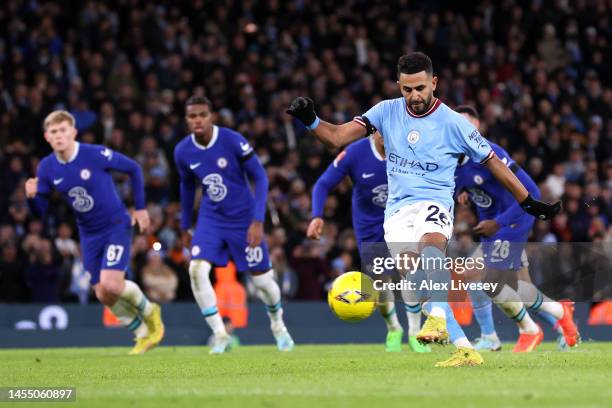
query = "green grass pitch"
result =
(1, 343, 611, 407)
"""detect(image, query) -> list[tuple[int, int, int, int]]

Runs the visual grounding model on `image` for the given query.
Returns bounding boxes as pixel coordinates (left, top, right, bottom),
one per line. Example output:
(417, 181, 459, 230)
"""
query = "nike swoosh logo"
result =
(107, 260, 120, 267)
(362, 173, 375, 179)
(240, 142, 251, 152)
(189, 163, 201, 170)
(53, 178, 64, 185)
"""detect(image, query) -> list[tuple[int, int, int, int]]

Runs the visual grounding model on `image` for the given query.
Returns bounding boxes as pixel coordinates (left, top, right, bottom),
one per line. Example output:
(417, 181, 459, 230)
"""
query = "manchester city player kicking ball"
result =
(287, 52, 560, 367)
(175, 96, 294, 354)
(308, 133, 429, 353)
(454, 105, 580, 352)
(25, 110, 164, 355)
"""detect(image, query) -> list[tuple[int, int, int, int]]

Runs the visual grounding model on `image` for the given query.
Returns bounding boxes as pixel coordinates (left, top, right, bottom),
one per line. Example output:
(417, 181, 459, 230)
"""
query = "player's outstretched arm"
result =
(286, 97, 366, 148)
(486, 155, 560, 220)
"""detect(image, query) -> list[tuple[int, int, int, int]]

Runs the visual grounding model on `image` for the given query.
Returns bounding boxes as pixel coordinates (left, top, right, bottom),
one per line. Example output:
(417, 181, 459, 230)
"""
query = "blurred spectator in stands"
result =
(25, 239, 63, 303)
(141, 249, 178, 303)
(0, 242, 28, 302)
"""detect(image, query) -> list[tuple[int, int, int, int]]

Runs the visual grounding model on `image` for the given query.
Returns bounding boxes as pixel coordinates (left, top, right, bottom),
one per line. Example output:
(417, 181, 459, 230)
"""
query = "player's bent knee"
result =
(94, 284, 117, 306)
(251, 269, 274, 287)
(189, 260, 212, 284)
(98, 275, 125, 298)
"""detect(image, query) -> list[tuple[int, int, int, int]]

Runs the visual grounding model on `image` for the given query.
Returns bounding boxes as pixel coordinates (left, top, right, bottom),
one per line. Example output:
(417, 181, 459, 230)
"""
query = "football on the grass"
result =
(328, 271, 378, 322)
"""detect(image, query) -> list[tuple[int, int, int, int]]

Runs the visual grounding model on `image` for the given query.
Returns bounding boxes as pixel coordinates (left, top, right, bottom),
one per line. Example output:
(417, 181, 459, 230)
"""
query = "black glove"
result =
(286, 97, 317, 127)
(520, 194, 561, 220)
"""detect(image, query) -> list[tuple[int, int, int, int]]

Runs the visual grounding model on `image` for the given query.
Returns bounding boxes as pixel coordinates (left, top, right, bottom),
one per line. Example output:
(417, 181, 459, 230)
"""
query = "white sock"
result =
(483, 332, 501, 343)
(493, 285, 539, 334)
(189, 260, 226, 335)
(109, 298, 149, 338)
(401, 287, 422, 336)
(251, 269, 285, 332)
(454, 337, 473, 349)
(517, 280, 564, 319)
(121, 280, 154, 317)
(429, 306, 446, 319)
(378, 301, 402, 331)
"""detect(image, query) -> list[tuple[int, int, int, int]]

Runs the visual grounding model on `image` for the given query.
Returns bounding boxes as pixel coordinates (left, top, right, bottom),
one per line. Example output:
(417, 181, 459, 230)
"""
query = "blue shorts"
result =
(80, 220, 132, 285)
(191, 224, 271, 272)
(481, 218, 533, 270)
(356, 226, 385, 258)
(358, 226, 393, 278)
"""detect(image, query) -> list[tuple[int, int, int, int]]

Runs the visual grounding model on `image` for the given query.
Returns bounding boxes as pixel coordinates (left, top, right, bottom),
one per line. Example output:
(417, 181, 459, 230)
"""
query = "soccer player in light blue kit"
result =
(25, 110, 164, 355)
(287, 52, 560, 367)
(174, 96, 294, 354)
(307, 133, 428, 353)
(454, 105, 579, 352)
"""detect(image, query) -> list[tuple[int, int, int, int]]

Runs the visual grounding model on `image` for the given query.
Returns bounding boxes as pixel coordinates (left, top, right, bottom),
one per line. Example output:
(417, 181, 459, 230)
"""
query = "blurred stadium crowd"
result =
(0, 0, 610, 303)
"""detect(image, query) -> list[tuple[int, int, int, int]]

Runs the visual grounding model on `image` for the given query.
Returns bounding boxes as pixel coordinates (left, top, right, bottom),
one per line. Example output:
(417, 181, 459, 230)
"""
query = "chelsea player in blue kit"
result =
(25, 111, 164, 355)
(175, 96, 294, 354)
(288, 52, 560, 367)
(308, 133, 429, 353)
(454, 106, 579, 352)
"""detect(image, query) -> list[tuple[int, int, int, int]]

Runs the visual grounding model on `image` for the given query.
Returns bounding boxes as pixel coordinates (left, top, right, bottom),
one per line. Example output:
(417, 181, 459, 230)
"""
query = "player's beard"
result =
(410, 94, 433, 115)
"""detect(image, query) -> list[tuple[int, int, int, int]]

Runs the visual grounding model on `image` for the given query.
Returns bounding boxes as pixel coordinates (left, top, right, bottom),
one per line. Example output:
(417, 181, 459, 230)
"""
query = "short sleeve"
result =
(354, 100, 388, 136)
(452, 116, 494, 164)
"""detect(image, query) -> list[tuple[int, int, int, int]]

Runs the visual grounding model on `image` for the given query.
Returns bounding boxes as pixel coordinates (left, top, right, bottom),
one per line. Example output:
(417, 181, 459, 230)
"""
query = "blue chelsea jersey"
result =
(174, 125, 261, 228)
(35, 143, 144, 232)
(359, 98, 494, 220)
(312, 137, 386, 243)
(455, 142, 540, 226)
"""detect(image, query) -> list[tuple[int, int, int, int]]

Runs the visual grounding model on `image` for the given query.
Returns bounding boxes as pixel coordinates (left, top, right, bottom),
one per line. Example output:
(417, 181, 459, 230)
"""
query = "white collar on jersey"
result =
(55, 142, 80, 164)
(369, 136, 385, 161)
(191, 125, 219, 150)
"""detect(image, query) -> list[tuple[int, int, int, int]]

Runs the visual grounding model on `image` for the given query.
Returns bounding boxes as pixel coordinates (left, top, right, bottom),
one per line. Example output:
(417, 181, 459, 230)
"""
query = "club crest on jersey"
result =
(407, 130, 420, 144)
(217, 157, 228, 168)
(80, 168, 91, 180)
(473, 174, 484, 185)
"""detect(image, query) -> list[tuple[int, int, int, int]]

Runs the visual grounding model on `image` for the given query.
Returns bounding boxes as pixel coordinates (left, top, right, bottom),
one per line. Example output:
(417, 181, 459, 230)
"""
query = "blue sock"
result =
(469, 289, 496, 336)
(536, 310, 559, 328)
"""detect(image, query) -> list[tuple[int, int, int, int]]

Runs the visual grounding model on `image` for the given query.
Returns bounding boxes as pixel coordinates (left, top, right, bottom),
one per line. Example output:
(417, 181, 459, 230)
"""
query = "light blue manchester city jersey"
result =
(358, 98, 494, 220)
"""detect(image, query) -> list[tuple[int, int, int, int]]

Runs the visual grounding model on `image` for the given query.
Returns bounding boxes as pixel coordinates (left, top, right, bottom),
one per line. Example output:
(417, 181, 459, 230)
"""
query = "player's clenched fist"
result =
(307, 217, 325, 240)
(25, 177, 38, 198)
(286, 97, 317, 127)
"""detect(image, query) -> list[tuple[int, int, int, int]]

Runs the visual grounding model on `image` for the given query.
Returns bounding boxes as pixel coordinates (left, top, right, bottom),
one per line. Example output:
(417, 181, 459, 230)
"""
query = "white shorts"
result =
(383, 200, 453, 257)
